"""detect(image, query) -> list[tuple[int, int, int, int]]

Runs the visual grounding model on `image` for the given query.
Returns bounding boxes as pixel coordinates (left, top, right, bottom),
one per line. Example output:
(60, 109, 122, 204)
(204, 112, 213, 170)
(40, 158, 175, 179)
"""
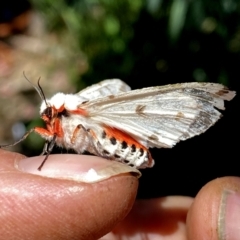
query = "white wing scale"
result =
(76, 79, 131, 100)
(78, 82, 235, 148)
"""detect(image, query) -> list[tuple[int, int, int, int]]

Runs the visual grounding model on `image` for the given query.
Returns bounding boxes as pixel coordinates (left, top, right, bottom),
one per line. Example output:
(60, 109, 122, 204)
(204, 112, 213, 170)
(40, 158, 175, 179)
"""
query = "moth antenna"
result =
(37, 77, 48, 107)
(23, 71, 49, 106)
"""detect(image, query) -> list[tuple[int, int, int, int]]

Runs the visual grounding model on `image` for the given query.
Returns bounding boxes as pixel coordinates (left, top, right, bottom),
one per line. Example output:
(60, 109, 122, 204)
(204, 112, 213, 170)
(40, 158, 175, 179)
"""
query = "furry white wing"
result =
(79, 82, 235, 148)
(77, 79, 131, 100)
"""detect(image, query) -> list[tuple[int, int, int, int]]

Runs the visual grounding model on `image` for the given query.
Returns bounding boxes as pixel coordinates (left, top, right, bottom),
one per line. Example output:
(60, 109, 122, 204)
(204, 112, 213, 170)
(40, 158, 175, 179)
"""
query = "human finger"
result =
(0, 149, 140, 240)
(187, 176, 240, 240)
(102, 196, 193, 240)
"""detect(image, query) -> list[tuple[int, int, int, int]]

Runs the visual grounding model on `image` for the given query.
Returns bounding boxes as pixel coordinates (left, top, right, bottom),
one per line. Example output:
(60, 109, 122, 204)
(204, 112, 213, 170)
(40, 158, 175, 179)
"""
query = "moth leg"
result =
(70, 124, 101, 155)
(0, 128, 35, 148)
(40, 141, 49, 155)
(85, 128, 114, 158)
(38, 134, 57, 171)
(71, 124, 83, 144)
(34, 127, 55, 138)
(87, 129, 98, 141)
(34, 128, 57, 169)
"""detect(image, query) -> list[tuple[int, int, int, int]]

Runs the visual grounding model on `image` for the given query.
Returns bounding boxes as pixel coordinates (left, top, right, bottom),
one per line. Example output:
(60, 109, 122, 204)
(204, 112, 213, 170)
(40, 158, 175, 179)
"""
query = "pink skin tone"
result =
(0, 149, 240, 240)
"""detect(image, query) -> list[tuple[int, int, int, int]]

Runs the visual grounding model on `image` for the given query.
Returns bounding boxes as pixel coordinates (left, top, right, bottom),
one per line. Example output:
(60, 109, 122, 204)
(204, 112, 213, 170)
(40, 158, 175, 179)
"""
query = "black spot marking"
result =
(110, 137, 117, 145)
(81, 100, 89, 104)
(123, 160, 129, 163)
(114, 154, 121, 158)
(102, 131, 106, 139)
(103, 150, 110, 155)
(121, 141, 128, 149)
(140, 148, 144, 157)
(131, 144, 136, 153)
(129, 163, 134, 167)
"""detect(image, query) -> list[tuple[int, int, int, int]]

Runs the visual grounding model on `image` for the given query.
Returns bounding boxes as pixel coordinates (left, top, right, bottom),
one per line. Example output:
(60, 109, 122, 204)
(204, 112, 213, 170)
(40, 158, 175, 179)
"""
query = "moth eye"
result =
(42, 107, 53, 119)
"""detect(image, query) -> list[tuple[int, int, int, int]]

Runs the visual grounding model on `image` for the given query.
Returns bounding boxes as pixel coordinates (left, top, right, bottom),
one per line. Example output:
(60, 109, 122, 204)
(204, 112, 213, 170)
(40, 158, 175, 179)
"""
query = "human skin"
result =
(0, 149, 239, 240)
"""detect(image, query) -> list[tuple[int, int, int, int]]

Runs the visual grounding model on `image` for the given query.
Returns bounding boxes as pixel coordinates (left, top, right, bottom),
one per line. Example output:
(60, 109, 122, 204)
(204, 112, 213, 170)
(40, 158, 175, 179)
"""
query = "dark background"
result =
(0, 0, 239, 198)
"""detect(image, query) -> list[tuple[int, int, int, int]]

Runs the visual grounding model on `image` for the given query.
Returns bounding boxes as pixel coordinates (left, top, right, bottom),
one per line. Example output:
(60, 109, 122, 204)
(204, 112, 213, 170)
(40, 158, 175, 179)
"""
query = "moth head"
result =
(40, 106, 54, 122)
(40, 91, 64, 108)
(22, 73, 66, 123)
(40, 93, 69, 123)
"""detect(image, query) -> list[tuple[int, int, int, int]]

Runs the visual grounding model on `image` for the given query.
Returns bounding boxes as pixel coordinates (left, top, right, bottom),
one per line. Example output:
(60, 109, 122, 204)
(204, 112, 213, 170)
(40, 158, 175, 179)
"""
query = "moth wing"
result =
(77, 79, 131, 100)
(80, 82, 235, 148)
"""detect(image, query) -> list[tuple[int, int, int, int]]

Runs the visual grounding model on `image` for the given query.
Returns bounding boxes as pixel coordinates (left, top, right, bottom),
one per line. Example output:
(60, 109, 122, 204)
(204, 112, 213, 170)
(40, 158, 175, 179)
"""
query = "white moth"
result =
(1, 79, 236, 170)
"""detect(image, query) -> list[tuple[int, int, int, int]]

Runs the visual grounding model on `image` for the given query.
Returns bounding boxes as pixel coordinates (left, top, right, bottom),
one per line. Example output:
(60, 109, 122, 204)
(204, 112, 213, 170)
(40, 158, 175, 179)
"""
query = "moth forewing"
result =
(76, 79, 131, 100)
(79, 82, 235, 149)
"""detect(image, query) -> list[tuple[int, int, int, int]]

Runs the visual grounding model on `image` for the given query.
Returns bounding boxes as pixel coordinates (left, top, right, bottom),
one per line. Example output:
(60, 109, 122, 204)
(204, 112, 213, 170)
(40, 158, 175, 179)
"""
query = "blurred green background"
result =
(0, 0, 239, 197)
(30, 0, 240, 88)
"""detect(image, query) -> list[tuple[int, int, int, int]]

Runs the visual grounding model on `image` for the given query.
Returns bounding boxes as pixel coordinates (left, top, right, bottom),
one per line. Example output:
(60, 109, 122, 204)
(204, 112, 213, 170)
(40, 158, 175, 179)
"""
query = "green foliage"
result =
(31, 0, 240, 88)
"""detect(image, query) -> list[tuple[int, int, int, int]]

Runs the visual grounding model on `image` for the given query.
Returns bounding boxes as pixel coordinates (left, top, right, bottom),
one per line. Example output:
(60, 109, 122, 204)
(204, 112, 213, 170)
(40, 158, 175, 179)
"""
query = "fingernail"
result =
(15, 154, 141, 183)
(218, 189, 240, 240)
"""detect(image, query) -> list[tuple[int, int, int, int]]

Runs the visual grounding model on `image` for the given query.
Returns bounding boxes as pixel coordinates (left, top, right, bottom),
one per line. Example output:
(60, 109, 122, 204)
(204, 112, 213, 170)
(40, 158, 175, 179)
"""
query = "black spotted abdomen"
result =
(96, 126, 154, 168)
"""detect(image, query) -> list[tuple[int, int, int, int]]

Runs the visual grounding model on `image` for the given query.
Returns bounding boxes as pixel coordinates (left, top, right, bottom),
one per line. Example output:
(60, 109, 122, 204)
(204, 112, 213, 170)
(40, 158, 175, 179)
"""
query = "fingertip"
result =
(0, 151, 139, 239)
(187, 177, 240, 240)
(16, 154, 141, 183)
(107, 196, 193, 239)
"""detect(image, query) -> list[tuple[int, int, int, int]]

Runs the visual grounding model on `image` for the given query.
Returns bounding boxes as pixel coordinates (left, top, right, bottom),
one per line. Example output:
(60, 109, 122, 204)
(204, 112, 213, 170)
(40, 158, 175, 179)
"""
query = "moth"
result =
(1, 78, 235, 170)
